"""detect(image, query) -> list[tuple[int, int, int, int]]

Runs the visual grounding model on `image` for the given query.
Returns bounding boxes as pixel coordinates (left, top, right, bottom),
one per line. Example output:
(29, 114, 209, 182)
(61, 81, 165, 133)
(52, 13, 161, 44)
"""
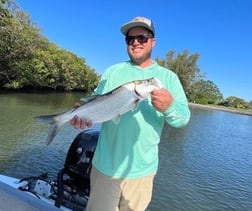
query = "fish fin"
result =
(34, 114, 58, 124)
(80, 96, 98, 103)
(112, 115, 121, 124)
(34, 114, 64, 146)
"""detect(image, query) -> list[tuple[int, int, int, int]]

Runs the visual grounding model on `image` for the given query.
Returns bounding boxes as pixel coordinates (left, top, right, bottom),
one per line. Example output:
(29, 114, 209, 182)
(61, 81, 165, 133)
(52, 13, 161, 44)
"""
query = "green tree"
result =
(0, 0, 99, 92)
(156, 50, 204, 98)
(248, 100, 252, 110)
(0, 0, 41, 87)
(225, 96, 248, 109)
(17, 42, 98, 92)
(190, 79, 223, 104)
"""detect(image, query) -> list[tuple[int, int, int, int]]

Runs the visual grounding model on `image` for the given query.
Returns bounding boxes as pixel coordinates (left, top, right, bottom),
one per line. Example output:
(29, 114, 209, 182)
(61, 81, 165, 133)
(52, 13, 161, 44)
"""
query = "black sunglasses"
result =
(125, 34, 153, 45)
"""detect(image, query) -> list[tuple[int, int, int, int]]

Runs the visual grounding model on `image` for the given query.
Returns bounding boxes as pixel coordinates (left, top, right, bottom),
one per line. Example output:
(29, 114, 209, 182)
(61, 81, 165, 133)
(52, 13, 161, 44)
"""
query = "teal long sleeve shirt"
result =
(92, 61, 190, 178)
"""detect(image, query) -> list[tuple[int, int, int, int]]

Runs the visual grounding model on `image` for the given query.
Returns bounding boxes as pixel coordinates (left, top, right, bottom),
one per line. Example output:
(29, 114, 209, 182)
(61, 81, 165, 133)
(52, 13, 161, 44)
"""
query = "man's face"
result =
(126, 27, 155, 66)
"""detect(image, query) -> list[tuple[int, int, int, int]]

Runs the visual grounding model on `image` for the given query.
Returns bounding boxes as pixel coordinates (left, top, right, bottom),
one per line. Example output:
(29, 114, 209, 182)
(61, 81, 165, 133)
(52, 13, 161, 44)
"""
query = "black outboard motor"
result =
(55, 129, 99, 209)
(65, 128, 99, 192)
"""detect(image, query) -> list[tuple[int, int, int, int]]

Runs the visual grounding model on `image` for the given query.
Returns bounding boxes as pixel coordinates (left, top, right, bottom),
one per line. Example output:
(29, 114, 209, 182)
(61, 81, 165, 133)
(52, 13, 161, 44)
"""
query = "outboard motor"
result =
(55, 129, 99, 209)
(65, 128, 99, 192)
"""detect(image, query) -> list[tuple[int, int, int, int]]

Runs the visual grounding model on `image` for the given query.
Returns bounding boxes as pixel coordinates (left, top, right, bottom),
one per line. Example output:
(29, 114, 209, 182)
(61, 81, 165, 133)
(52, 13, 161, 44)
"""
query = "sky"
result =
(15, 0, 252, 101)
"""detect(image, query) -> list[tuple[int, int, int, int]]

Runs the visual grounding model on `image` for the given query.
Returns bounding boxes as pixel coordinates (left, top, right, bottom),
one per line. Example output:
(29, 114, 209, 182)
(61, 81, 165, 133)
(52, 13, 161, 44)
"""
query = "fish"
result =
(35, 77, 163, 145)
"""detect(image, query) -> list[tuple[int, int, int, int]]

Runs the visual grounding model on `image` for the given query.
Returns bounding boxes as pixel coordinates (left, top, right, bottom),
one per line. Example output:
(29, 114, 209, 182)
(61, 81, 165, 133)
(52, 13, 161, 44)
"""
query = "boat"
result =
(0, 129, 99, 211)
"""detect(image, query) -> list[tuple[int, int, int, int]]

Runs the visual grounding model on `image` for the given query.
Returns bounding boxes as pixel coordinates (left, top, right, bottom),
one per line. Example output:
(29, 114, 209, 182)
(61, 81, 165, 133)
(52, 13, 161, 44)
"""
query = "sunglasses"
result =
(125, 34, 153, 45)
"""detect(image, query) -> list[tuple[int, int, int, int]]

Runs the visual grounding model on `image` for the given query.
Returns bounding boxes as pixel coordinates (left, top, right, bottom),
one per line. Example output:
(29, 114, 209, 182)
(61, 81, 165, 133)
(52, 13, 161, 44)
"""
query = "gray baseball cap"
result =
(120, 16, 155, 37)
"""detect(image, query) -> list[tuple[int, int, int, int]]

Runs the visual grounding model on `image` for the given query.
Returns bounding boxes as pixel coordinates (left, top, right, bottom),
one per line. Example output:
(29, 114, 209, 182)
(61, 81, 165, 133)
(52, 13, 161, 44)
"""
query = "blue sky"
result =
(16, 0, 252, 101)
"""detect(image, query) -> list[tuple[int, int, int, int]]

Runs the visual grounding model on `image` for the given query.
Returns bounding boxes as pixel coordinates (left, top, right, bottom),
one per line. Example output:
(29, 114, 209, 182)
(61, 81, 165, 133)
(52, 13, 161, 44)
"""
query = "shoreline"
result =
(189, 103, 252, 116)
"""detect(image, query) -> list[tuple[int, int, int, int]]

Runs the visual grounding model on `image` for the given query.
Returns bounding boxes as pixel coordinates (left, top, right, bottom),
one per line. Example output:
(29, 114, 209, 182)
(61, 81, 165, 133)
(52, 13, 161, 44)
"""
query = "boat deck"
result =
(0, 180, 62, 211)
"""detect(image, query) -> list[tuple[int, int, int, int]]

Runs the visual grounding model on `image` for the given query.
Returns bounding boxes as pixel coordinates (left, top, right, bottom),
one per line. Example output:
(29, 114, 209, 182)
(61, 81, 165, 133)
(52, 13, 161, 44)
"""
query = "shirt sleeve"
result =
(162, 72, 191, 128)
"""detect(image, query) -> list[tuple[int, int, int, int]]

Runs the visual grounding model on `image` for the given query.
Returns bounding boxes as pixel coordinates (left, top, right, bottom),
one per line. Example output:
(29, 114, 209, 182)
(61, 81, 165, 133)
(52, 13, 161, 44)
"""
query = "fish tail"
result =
(45, 124, 62, 146)
(34, 114, 64, 146)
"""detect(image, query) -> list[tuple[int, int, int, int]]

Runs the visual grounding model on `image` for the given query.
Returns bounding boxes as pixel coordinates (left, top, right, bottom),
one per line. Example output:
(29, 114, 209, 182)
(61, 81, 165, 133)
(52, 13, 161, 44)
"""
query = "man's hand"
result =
(69, 102, 93, 129)
(151, 88, 174, 113)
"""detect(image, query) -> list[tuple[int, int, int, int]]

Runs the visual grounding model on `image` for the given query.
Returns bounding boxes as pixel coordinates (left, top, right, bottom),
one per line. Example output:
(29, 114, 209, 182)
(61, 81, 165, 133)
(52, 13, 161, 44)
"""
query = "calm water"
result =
(0, 93, 252, 211)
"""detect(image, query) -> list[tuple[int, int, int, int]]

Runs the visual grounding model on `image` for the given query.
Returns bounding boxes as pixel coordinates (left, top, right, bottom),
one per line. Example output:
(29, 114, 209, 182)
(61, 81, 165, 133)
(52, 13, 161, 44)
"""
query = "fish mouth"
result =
(134, 79, 162, 101)
(133, 85, 151, 100)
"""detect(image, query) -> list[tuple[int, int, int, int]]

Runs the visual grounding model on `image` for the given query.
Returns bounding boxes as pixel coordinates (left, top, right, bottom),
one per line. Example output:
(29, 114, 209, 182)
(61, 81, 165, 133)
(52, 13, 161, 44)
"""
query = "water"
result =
(152, 109, 252, 210)
(0, 93, 252, 210)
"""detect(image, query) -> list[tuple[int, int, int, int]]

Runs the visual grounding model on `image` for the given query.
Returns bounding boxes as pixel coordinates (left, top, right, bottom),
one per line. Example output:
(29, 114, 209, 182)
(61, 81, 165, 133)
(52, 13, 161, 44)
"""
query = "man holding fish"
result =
(70, 16, 191, 211)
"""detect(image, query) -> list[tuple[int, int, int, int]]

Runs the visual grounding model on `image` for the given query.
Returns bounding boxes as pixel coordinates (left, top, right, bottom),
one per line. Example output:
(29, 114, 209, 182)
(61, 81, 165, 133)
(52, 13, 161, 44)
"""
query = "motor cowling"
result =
(64, 129, 99, 192)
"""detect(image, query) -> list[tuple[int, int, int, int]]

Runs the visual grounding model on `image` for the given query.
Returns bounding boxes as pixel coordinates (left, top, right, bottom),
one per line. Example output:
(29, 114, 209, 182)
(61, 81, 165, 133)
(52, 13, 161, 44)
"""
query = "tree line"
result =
(0, 0, 99, 92)
(1, 0, 251, 110)
(155, 51, 252, 109)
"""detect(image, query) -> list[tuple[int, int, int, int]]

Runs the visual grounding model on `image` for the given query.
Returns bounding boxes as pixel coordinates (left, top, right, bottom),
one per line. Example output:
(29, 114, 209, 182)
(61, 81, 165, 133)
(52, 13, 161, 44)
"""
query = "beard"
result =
(128, 49, 152, 65)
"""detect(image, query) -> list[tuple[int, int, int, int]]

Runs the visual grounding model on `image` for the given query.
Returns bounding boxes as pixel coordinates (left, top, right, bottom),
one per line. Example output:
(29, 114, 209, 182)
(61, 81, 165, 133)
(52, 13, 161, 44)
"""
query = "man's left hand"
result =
(151, 88, 174, 112)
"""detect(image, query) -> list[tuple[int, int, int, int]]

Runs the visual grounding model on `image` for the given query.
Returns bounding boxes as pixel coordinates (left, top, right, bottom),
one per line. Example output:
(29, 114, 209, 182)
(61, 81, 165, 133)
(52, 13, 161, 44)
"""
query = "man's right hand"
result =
(69, 102, 93, 129)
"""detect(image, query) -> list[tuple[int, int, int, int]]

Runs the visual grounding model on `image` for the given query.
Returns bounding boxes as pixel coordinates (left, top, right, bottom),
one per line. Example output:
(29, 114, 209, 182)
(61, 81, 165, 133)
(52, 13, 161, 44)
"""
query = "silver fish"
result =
(35, 77, 162, 145)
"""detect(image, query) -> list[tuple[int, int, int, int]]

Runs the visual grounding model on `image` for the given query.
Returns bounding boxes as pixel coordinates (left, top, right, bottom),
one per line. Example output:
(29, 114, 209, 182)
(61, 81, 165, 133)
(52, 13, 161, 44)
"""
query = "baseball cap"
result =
(120, 16, 155, 37)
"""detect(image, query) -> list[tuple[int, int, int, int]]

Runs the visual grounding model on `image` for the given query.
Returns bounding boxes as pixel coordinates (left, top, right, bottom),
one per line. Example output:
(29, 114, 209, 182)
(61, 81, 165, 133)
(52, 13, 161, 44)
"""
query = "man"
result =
(71, 16, 190, 211)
